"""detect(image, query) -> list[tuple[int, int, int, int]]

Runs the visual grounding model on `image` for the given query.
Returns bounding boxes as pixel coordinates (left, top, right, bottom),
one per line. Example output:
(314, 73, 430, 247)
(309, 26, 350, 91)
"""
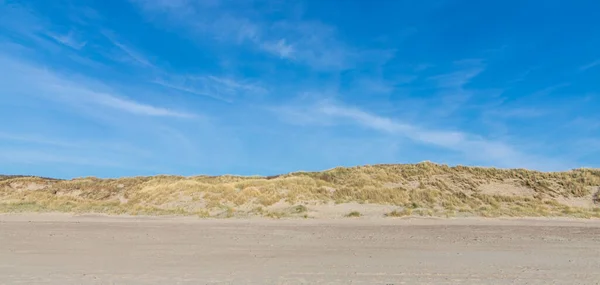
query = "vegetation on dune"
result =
(1, 162, 599, 218)
(385, 208, 413, 217)
(345, 211, 362, 217)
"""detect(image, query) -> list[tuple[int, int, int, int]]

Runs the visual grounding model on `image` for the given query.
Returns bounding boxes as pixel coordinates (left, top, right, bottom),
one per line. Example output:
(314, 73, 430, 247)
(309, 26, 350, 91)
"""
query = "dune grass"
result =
(1, 162, 599, 218)
(385, 208, 412, 217)
(345, 211, 362, 217)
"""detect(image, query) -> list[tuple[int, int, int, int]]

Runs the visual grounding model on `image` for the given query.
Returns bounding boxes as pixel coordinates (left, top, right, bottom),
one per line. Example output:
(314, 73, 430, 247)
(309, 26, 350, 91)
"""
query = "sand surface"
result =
(1, 215, 600, 284)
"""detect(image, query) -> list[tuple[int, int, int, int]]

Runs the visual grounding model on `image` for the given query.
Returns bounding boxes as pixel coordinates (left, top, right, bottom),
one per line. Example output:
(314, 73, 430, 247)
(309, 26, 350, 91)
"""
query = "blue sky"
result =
(1, 0, 599, 178)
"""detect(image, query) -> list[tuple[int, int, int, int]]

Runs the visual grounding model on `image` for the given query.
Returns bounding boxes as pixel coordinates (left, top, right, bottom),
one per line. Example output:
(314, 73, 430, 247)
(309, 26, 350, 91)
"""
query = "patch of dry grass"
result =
(345, 211, 361, 217)
(1, 162, 599, 218)
(385, 208, 412, 217)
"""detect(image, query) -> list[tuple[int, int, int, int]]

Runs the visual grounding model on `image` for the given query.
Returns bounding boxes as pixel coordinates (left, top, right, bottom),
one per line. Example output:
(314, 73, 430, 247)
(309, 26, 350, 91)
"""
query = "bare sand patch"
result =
(478, 180, 536, 197)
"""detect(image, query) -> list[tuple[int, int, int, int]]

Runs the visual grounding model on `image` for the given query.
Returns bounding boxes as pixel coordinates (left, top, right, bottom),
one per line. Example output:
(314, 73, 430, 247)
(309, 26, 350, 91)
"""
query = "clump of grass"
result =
(290, 205, 308, 214)
(196, 210, 210, 218)
(345, 211, 361, 217)
(224, 207, 235, 218)
(413, 208, 434, 216)
(251, 206, 265, 215)
(385, 208, 412, 217)
(265, 211, 286, 219)
(0, 201, 47, 213)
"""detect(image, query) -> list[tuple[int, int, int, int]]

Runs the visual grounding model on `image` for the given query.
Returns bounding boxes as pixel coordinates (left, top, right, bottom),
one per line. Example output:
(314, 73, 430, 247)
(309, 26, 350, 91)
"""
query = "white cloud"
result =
(580, 59, 600, 71)
(417, 60, 489, 118)
(0, 132, 78, 148)
(428, 67, 483, 89)
(102, 31, 155, 67)
(153, 79, 232, 103)
(0, 55, 194, 118)
(318, 104, 413, 134)
(129, 0, 390, 71)
(206, 75, 267, 95)
(83, 90, 194, 118)
(488, 107, 548, 118)
(112, 41, 154, 67)
(263, 20, 357, 70)
(0, 2, 67, 53)
(260, 39, 295, 58)
(47, 31, 87, 50)
(529, 83, 570, 97)
(273, 99, 564, 170)
(353, 75, 416, 94)
(0, 131, 152, 157)
(154, 74, 267, 103)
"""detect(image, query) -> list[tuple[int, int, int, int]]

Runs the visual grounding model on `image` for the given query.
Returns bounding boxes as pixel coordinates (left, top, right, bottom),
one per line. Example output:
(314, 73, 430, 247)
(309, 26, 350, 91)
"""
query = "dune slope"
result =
(2, 162, 599, 218)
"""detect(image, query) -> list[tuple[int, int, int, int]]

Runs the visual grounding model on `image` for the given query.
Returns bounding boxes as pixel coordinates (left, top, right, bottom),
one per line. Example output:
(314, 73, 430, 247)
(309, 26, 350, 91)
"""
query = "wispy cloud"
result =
(273, 99, 563, 170)
(129, 0, 390, 71)
(488, 107, 549, 119)
(0, 55, 194, 118)
(421, 60, 487, 118)
(354, 75, 417, 94)
(205, 75, 267, 95)
(102, 30, 155, 68)
(0, 131, 152, 157)
(356, 78, 395, 94)
(112, 41, 154, 67)
(264, 20, 357, 70)
(47, 31, 87, 50)
(154, 74, 267, 103)
(568, 116, 600, 131)
(0, 132, 78, 148)
(99, 28, 267, 103)
(428, 59, 485, 88)
(84, 90, 195, 118)
(260, 39, 295, 58)
(580, 59, 600, 71)
(0, 2, 65, 53)
(153, 79, 232, 103)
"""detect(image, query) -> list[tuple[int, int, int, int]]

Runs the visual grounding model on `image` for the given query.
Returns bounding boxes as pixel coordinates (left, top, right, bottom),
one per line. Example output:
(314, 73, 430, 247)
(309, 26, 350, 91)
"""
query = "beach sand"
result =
(1, 214, 599, 284)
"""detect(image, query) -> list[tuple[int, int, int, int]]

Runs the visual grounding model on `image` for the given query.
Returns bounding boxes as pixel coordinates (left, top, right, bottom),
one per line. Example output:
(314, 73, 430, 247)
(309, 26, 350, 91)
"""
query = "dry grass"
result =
(1, 162, 599, 218)
(385, 208, 412, 217)
(345, 211, 362, 217)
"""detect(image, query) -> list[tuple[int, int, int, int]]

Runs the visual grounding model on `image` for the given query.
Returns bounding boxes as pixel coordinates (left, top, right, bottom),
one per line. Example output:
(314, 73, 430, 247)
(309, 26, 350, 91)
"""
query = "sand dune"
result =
(2, 163, 600, 219)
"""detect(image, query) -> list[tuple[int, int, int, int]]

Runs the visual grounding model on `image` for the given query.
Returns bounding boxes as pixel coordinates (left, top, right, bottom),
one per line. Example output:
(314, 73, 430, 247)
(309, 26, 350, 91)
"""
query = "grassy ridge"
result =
(1, 162, 599, 218)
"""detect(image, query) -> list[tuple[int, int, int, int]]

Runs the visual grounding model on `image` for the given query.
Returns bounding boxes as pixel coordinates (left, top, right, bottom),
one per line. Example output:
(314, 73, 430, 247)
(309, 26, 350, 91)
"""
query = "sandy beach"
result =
(1, 214, 599, 284)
